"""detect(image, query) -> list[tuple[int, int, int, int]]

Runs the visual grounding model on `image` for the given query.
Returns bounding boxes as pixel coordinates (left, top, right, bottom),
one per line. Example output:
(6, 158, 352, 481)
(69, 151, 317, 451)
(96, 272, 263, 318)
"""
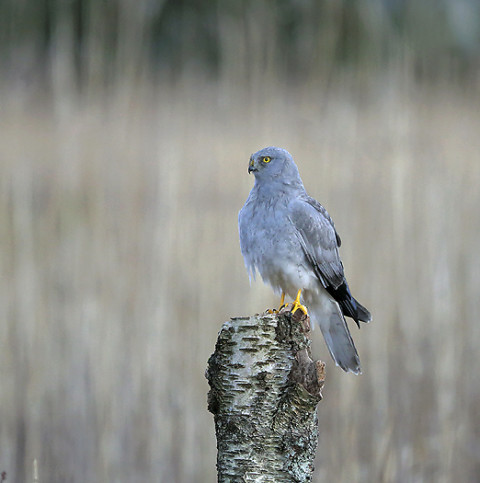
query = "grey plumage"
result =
(239, 146, 371, 374)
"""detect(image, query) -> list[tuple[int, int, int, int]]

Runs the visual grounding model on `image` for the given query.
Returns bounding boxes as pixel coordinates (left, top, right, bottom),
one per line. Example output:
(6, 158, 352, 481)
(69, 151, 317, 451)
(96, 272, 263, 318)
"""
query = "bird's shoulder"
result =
(288, 195, 342, 247)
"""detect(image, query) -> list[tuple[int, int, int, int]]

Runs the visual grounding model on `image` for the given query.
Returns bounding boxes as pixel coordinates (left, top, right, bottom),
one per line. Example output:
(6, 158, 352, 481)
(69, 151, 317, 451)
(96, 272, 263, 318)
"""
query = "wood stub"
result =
(206, 311, 324, 482)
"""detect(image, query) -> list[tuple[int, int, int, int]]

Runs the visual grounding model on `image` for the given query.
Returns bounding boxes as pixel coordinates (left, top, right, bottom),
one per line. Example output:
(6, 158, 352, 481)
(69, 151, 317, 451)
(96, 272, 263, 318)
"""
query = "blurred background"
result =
(1, 1, 480, 481)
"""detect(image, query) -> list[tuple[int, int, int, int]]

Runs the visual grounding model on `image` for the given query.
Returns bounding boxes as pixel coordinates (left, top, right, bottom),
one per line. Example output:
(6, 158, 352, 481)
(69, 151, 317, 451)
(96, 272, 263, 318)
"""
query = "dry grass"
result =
(1, 78, 479, 482)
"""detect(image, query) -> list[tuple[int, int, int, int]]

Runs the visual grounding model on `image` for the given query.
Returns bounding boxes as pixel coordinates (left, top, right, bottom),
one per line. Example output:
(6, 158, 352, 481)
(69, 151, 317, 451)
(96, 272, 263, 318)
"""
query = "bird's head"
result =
(248, 146, 303, 186)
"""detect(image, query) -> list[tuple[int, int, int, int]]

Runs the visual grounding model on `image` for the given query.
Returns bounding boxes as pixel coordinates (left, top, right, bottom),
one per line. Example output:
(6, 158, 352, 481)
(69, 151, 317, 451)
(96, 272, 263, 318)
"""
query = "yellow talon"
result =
(291, 289, 308, 316)
(269, 291, 307, 315)
(268, 293, 286, 314)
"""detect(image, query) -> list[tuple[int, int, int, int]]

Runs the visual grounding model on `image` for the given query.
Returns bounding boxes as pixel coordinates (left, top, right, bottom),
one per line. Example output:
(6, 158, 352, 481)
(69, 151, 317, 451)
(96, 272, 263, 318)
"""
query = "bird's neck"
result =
(253, 177, 305, 199)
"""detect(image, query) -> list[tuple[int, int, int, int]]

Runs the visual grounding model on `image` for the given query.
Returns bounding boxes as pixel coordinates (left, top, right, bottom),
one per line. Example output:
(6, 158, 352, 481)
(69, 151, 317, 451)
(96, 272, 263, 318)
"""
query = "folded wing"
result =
(288, 196, 344, 290)
(288, 196, 371, 325)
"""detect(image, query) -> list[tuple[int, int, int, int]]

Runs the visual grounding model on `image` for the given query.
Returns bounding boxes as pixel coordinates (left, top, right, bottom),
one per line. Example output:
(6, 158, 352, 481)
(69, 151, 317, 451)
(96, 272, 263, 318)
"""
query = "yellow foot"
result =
(291, 289, 308, 316)
(267, 293, 287, 314)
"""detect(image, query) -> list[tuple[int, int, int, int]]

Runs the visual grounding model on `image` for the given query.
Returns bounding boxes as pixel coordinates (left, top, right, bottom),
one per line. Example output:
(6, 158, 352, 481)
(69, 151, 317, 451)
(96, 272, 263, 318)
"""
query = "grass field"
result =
(1, 76, 480, 482)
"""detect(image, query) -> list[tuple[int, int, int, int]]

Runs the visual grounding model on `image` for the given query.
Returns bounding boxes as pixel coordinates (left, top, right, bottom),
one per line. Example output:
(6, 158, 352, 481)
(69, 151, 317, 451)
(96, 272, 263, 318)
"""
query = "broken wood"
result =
(206, 309, 325, 482)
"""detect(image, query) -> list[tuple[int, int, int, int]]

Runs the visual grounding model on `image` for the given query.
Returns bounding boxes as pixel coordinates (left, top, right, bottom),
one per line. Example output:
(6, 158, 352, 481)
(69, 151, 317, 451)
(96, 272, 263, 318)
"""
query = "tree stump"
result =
(206, 308, 325, 482)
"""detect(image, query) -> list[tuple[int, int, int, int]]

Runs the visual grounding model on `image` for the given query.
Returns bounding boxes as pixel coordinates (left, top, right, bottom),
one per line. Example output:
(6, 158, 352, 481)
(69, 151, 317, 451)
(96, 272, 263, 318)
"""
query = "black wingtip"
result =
(355, 301, 372, 324)
(325, 280, 371, 327)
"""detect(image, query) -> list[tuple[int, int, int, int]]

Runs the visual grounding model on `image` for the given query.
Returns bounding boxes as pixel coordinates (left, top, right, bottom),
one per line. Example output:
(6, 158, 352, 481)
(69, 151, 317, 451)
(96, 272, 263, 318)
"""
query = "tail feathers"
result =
(311, 302, 361, 374)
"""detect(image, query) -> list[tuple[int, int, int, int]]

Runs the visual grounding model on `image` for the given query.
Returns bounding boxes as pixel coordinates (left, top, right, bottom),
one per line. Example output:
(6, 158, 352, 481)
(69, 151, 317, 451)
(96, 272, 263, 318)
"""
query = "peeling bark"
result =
(206, 309, 325, 482)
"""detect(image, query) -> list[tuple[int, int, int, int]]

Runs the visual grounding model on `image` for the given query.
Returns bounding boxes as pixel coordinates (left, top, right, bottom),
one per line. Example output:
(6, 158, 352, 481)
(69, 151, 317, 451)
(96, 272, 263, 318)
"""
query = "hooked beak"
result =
(248, 158, 257, 173)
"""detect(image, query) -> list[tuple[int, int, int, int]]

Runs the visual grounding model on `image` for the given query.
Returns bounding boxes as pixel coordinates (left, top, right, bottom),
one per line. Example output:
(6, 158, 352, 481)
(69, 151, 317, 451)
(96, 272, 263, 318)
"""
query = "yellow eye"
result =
(262, 156, 271, 163)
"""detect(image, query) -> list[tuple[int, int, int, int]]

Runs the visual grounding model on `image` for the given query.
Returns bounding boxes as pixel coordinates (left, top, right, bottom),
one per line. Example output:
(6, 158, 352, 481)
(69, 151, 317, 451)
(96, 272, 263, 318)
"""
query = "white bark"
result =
(206, 310, 325, 482)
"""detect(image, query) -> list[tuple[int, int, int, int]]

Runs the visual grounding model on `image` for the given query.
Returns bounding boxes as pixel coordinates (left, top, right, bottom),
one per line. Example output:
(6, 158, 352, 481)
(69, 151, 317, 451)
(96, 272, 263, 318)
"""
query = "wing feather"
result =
(288, 196, 344, 289)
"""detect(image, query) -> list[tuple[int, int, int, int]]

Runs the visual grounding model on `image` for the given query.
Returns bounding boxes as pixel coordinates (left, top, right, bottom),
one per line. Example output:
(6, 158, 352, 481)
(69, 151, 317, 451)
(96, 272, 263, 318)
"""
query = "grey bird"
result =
(239, 146, 371, 374)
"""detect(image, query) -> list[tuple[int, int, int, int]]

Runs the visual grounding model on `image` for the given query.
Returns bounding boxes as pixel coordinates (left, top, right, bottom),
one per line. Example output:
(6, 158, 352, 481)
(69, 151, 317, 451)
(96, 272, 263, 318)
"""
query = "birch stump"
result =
(206, 308, 325, 482)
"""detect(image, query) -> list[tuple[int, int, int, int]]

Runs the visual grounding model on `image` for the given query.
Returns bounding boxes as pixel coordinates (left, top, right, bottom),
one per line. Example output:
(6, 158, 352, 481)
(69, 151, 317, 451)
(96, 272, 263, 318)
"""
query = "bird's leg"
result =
(291, 289, 308, 316)
(267, 292, 286, 314)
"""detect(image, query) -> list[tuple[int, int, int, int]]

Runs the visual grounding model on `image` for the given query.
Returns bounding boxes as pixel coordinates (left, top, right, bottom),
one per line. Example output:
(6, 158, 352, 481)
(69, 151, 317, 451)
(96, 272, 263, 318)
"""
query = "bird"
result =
(238, 146, 371, 374)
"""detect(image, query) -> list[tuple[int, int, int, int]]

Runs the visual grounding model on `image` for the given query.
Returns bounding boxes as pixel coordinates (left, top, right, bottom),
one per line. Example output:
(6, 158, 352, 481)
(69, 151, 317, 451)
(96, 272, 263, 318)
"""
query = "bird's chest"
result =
(240, 199, 309, 293)
(243, 199, 294, 257)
